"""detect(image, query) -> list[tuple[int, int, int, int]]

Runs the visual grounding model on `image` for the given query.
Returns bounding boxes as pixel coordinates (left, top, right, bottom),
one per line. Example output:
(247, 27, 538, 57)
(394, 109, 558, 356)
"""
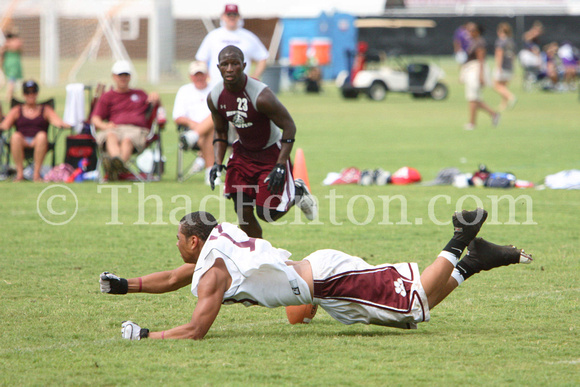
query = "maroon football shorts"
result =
(224, 141, 294, 211)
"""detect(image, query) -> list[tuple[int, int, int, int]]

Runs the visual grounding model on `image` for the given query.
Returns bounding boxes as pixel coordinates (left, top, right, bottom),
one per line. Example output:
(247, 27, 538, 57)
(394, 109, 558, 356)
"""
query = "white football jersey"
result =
(191, 223, 312, 308)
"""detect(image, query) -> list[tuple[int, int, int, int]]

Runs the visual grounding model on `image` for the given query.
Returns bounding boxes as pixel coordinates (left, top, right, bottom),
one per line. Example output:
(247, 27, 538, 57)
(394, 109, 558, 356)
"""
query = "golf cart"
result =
(338, 48, 449, 101)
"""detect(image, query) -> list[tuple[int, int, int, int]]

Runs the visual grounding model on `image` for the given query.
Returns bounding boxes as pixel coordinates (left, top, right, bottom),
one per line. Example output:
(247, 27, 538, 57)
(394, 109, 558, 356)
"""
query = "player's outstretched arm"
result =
(126, 259, 231, 340)
(100, 263, 195, 295)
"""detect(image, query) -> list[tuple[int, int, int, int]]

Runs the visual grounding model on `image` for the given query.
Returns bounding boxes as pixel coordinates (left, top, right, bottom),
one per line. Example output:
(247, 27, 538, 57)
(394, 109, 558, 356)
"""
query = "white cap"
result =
(112, 60, 132, 75)
(189, 61, 208, 75)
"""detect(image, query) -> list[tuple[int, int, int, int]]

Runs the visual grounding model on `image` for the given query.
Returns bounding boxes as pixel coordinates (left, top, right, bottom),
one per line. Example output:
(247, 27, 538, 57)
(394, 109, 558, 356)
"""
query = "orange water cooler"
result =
(311, 38, 332, 66)
(289, 38, 309, 66)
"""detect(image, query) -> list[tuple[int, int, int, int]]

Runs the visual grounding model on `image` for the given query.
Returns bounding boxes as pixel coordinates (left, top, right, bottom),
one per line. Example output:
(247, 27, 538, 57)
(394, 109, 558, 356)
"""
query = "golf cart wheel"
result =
(430, 82, 448, 100)
(367, 81, 387, 101)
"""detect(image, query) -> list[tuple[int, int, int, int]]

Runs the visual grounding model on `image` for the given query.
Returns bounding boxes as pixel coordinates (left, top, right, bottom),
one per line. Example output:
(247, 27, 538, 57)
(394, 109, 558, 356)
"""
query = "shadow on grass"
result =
(208, 323, 435, 340)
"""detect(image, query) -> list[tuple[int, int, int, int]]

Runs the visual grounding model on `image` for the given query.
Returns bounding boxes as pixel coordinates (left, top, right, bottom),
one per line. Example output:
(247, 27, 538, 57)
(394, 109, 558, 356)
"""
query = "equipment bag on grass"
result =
(65, 134, 98, 172)
(485, 172, 516, 188)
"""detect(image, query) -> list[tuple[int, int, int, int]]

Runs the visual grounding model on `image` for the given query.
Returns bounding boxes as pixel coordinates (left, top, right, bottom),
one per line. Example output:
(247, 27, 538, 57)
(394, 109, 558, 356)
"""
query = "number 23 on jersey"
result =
(237, 97, 248, 111)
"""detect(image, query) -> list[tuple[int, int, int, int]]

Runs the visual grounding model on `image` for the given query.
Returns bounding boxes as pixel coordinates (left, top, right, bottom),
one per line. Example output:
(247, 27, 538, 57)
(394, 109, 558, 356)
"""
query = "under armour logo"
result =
(220, 105, 227, 109)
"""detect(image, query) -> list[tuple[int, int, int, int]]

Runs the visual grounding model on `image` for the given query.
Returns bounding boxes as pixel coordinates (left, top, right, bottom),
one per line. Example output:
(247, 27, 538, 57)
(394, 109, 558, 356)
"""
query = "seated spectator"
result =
(173, 61, 214, 182)
(0, 80, 70, 182)
(91, 60, 159, 181)
(519, 21, 544, 69)
(523, 21, 543, 52)
(557, 41, 579, 90)
(305, 66, 322, 93)
(542, 42, 561, 89)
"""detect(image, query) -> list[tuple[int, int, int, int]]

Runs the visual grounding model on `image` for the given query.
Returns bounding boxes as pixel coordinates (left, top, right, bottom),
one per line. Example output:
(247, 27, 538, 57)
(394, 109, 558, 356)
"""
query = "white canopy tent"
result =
(2, 0, 579, 19)
(172, 0, 387, 18)
(0, 0, 386, 18)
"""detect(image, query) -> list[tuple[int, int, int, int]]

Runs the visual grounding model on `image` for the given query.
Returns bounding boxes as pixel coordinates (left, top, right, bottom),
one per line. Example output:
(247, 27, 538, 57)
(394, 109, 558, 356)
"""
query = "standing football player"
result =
(207, 45, 317, 238)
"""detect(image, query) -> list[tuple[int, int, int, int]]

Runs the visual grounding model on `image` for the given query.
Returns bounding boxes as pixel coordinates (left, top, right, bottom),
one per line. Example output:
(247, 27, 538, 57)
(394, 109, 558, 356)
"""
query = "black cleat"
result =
(452, 208, 488, 244)
(460, 237, 533, 275)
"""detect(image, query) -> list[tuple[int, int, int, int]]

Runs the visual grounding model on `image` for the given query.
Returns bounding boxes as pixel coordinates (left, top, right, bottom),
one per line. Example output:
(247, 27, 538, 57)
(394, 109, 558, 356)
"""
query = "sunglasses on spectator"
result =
(226, 12, 239, 17)
(23, 89, 38, 95)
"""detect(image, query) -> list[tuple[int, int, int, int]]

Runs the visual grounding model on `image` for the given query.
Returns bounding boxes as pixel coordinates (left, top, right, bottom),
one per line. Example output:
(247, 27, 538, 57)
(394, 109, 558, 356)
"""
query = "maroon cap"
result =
(224, 4, 239, 14)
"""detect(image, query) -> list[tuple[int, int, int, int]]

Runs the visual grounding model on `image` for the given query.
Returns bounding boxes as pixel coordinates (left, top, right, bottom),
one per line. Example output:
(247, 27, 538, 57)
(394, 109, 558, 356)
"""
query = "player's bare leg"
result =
(421, 257, 456, 308)
(233, 194, 263, 238)
(238, 206, 263, 239)
(421, 208, 488, 308)
(428, 276, 459, 309)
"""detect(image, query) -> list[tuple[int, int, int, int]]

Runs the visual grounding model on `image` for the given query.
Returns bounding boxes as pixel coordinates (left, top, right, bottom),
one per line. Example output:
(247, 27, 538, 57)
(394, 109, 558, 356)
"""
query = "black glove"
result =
(264, 163, 286, 195)
(209, 164, 226, 191)
(100, 272, 128, 294)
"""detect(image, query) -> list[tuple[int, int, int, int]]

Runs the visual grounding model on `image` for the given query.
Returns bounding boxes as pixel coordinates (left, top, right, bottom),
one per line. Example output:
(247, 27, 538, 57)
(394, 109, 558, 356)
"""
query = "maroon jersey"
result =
(210, 76, 281, 152)
(93, 88, 149, 128)
(15, 105, 49, 137)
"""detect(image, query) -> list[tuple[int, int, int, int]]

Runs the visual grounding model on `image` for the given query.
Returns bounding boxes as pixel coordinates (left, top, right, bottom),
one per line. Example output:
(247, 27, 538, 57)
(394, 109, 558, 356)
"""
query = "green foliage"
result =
(1, 57, 579, 385)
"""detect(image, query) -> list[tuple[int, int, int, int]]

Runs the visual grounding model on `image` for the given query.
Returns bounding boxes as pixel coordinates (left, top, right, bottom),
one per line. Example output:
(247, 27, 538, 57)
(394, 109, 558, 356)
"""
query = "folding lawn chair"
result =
(124, 102, 165, 182)
(176, 124, 206, 183)
(176, 124, 237, 183)
(89, 97, 165, 183)
(0, 98, 66, 179)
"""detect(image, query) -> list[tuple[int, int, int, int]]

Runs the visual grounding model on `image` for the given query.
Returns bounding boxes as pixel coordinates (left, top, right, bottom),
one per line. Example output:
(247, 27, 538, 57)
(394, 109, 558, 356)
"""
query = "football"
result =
(285, 304, 318, 324)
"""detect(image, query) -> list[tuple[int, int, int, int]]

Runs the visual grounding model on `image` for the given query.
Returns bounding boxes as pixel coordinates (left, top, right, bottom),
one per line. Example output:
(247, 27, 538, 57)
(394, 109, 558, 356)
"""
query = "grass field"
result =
(1, 58, 579, 385)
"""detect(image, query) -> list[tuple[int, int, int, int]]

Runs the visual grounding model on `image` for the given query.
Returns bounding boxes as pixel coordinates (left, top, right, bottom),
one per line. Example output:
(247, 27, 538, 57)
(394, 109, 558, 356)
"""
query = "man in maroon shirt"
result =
(91, 60, 159, 180)
(208, 45, 317, 238)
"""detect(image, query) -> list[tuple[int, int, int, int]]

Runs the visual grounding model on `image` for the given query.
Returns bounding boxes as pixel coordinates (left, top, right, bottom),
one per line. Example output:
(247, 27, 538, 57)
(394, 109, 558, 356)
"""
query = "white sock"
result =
(439, 251, 459, 267)
(204, 167, 211, 185)
(451, 268, 465, 286)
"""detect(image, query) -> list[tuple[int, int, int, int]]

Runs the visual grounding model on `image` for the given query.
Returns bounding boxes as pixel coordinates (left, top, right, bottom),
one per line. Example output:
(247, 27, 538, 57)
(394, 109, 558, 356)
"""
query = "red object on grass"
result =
(391, 167, 421, 185)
